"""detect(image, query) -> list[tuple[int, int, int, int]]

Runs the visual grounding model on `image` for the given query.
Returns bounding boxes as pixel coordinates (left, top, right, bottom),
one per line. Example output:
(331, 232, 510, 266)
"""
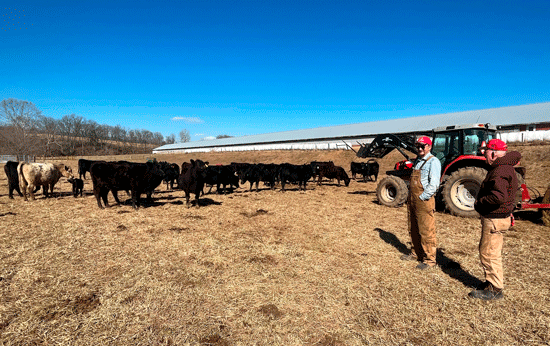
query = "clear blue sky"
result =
(2, 1, 549, 141)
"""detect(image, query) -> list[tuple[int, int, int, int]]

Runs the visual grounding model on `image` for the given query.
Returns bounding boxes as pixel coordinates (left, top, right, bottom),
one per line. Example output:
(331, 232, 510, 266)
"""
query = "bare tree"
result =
(165, 133, 176, 144)
(37, 115, 61, 157)
(0, 98, 42, 159)
(179, 129, 191, 143)
(216, 134, 233, 139)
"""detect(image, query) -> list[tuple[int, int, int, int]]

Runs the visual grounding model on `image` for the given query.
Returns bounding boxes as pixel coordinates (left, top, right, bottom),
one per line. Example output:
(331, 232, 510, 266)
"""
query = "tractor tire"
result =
(442, 167, 488, 218)
(376, 176, 408, 208)
(542, 185, 550, 227)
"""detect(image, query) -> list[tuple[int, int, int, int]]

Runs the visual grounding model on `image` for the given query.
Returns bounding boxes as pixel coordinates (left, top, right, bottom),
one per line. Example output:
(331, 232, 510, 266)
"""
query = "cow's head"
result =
(60, 165, 74, 178)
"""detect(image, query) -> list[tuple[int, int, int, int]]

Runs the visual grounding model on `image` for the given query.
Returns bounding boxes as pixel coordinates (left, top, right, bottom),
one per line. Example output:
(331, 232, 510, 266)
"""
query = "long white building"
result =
(153, 103, 550, 154)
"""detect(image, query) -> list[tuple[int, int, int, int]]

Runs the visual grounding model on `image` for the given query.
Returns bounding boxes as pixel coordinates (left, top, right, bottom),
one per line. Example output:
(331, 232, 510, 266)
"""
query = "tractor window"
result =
(432, 130, 460, 167)
(464, 129, 496, 156)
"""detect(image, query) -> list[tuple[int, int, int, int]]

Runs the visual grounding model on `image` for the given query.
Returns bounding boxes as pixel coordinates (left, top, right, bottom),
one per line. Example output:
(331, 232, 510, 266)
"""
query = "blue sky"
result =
(1, 1, 549, 142)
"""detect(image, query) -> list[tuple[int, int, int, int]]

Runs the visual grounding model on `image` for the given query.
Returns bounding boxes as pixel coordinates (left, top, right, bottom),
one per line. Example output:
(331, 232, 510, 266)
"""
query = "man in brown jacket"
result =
(469, 139, 521, 300)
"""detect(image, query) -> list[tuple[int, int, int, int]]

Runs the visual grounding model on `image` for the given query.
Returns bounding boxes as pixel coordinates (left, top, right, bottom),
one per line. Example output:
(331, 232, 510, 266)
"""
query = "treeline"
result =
(0, 98, 177, 158)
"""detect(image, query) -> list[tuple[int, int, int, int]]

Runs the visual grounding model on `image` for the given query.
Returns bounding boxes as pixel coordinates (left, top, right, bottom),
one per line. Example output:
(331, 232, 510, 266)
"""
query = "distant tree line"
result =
(0, 98, 189, 158)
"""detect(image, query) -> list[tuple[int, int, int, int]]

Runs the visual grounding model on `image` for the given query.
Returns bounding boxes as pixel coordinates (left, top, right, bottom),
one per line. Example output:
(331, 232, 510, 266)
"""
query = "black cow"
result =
(178, 159, 208, 208)
(230, 162, 252, 176)
(310, 161, 335, 182)
(78, 159, 105, 180)
(279, 163, 314, 191)
(90, 161, 164, 209)
(67, 177, 84, 197)
(4, 161, 23, 199)
(240, 163, 279, 192)
(315, 164, 350, 186)
(158, 161, 180, 190)
(204, 165, 239, 194)
(350, 159, 380, 182)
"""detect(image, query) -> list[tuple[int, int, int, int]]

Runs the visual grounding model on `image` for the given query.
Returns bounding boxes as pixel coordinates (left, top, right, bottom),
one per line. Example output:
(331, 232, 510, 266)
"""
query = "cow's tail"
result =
(17, 162, 28, 191)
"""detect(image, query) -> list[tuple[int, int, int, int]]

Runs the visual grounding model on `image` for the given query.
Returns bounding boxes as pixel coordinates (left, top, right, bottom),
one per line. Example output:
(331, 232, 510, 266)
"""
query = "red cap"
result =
(486, 139, 507, 151)
(417, 136, 432, 146)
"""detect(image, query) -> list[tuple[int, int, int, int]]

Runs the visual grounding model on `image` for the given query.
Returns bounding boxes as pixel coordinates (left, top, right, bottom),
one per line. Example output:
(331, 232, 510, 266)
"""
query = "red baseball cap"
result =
(486, 139, 507, 151)
(416, 136, 432, 146)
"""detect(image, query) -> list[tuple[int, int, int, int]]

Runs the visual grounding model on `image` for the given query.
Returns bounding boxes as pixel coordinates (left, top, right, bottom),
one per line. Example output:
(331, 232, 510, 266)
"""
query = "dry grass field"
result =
(1, 144, 549, 345)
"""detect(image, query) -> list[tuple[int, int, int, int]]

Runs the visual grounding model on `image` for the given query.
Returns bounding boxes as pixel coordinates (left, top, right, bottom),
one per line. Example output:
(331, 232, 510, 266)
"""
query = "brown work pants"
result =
(479, 216, 511, 290)
(408, 197, 437, 266)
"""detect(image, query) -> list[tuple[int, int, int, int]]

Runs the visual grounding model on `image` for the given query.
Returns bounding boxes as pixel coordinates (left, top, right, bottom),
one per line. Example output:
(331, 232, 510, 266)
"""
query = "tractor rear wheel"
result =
(542, 185, 550, 227)
(376, 176, 408, 207)
(442, 167, 488, 218)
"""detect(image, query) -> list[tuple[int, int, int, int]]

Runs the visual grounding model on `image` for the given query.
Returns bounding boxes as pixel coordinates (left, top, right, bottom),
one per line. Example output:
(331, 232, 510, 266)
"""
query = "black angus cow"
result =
(158, 161, 180, 190)
(279, 163, 314, 191)
(4, 161, 23, 199)
(315, 164, 350, 186)
(230, 162, 252, 176)
(78, 159, 106, 180)
(310, 161, 335, 182)
(204, 165, 239, 194)
(67, 177, 84, 197)
(90, 161, 164, 209)
(178, 159, 208, 208)
(240, 163, 279, 192)
(350, 159, 380, 182)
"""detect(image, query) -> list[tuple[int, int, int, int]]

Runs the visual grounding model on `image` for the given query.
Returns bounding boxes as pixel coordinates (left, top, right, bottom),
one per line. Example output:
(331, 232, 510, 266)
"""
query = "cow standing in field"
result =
(158, 161, 180, 190)
(17, 162, 74, 201)
(279, 163, 314, 191)
(204, 165, 239, 194)
(239, 163, 279, 192)
(178, 159, 208, 208)
(4, 161, 23, 199)
(90, 161, 165, 209)
(78, 159, 105, 180)
(310, 161, 335, 182)
(350, 159, 380, 182)
(68, 177, 84, 197)
(314, 164, 350, 187)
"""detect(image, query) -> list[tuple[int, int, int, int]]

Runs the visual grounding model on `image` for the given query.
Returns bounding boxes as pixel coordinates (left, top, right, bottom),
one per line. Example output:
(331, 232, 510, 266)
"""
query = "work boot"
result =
(416, 263, 432, 270)
(469, 283, 503, 300)
(400, 254, 417, 261)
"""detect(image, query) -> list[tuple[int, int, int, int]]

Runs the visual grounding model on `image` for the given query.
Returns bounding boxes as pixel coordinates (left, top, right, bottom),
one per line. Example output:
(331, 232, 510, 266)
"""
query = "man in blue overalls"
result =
(401, 136, 442, 270)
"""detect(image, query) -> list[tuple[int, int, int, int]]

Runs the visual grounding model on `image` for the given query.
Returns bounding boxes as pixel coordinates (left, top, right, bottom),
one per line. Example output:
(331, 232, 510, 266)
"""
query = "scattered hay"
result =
(0, 147, 549, 345)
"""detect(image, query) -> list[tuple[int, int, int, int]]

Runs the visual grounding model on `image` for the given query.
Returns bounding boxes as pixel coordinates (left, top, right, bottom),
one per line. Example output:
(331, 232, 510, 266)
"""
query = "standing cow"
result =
(178, 159, 208, 208)
(90, 161, 165, 209)
(18, 162, 74, 201)
(4, 161, 23, 199)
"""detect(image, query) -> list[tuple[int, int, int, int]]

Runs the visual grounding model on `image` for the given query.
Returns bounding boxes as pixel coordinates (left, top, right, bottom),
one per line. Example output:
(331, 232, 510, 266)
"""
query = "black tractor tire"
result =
(542, 185, 550, 227)
(442, 167, 488, 218)
(376, 176, 409, 208)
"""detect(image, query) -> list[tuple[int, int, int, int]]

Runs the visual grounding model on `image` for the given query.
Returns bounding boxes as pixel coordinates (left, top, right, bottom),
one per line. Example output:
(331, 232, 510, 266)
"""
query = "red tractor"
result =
(356, 123, 550, 225)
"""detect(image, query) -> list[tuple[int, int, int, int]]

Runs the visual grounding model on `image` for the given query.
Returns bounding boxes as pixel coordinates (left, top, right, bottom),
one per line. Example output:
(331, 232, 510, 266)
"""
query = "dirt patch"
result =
(258, 304, 283, 319)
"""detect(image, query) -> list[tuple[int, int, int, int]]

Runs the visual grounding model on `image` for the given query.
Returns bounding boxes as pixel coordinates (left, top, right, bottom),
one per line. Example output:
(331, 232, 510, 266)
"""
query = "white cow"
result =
(18, 162, 74, 201)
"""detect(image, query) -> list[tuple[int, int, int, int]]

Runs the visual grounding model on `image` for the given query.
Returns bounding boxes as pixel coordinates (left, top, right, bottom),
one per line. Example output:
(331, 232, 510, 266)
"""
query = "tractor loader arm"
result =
(356, 134, 418, 160)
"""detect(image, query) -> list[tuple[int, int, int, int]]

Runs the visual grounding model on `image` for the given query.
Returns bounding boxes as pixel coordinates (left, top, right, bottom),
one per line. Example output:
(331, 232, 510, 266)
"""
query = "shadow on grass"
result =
(513, 210, 543, 225)
(374, 227, 484, 289)
(348, 190, 375, 195)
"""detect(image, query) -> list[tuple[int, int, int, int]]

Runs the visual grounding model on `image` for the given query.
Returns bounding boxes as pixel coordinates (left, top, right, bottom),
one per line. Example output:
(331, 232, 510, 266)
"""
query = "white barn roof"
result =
(153, 102, 550, 152)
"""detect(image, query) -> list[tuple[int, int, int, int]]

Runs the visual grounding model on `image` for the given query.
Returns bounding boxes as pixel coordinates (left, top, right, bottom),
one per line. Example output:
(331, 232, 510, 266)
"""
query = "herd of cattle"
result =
(3, 158, 380, 209)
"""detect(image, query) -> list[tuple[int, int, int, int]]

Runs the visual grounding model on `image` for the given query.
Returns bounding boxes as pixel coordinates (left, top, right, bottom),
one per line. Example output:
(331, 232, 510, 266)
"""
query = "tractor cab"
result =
(431, 123, 497, 169)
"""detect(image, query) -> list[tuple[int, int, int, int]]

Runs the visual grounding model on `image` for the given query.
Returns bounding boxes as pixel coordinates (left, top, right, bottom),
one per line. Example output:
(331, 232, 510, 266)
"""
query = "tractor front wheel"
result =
(376, 176, 409, 208)
(442, 167, 487, 218)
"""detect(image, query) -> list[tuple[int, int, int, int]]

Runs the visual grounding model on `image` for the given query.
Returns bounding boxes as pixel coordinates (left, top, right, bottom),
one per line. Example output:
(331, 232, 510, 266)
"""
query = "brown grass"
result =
(1, 145, 549, 345)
